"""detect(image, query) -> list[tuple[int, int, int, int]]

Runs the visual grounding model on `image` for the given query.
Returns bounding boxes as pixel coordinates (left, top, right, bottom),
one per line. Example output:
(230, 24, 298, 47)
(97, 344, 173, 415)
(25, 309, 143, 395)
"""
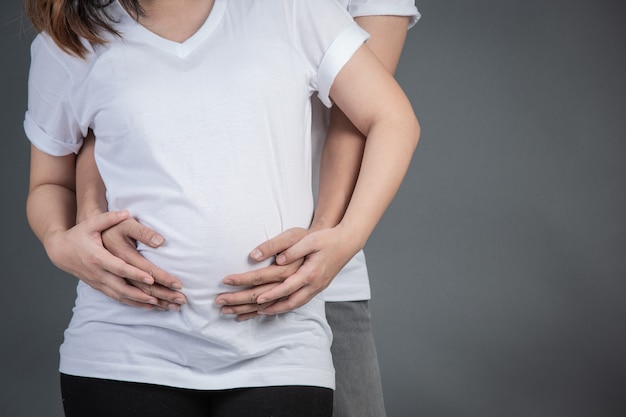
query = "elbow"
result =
(411, 114, 421, 151)
(402, 112, 420, 157)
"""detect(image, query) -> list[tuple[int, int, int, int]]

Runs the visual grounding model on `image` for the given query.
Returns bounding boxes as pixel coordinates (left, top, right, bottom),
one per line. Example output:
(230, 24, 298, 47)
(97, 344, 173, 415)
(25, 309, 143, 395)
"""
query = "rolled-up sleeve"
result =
(316, 24, 370, 108)
(24, 34, 83, 156)
(348, 0, 421, 28)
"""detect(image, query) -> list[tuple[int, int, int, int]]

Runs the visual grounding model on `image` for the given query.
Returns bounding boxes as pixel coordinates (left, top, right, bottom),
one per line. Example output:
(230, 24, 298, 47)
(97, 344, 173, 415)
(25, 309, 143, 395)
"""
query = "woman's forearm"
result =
(330, 43, 420, 251)
(311, 16, 411, 233)
(26, 146, 77, 252)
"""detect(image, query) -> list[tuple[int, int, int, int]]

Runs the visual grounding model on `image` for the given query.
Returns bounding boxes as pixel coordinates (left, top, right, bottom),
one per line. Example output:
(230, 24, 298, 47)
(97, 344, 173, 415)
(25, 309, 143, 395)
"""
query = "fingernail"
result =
(174, 298, 186, 305)
(276, 254, 286, 264)
(250, 249, 263, 261)
(257, 298, 267, 304)
(143, 277, 153, 284)
(222, 308, 234, 315)
(170, 283, 182, 290)
(215, 299, 226, 305)
(117, 210, 129, 218)
(150, 235, 164, 246)
(223, 279, 234, 286)
(168, 304, 180, 312)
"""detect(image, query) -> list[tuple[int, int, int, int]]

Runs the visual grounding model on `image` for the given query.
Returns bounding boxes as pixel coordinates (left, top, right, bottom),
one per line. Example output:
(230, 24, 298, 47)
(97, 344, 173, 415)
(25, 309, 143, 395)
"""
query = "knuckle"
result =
(251, 274, 265, 286)
(264, 240, 277, 256)
(248, 291, 259, 304)
(85, 253, 103, 268)
(136, 227, 151, 243)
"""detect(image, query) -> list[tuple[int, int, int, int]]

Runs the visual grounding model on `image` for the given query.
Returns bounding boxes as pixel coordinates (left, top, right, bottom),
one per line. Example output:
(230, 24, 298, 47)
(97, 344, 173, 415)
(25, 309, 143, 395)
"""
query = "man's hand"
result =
(216, 225, 358, 319)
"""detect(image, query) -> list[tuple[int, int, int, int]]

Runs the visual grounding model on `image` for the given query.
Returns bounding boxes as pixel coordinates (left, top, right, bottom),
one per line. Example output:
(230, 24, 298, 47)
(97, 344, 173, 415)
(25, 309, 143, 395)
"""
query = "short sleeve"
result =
(347, 0, 421, 29)
(24, 34, 84, 156)
(292, 0, 370, 108)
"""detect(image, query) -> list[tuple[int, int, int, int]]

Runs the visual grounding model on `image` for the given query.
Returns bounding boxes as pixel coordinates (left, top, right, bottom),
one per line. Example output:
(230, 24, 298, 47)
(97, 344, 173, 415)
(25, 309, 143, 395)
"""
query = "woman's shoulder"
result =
(29, 32, 101, 86)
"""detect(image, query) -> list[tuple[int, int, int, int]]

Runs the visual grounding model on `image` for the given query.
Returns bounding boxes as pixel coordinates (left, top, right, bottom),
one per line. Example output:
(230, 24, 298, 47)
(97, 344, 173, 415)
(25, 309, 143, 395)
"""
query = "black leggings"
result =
(60, 374, 333, 417)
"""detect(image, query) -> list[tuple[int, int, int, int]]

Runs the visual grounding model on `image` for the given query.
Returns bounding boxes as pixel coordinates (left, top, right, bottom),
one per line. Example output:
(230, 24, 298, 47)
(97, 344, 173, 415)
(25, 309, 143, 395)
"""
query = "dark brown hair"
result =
(26, 0, 143, 58)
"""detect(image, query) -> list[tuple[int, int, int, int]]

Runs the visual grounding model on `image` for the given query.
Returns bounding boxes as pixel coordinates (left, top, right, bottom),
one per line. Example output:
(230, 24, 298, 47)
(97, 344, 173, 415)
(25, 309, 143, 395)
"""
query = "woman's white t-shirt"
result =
(25, 0, 368, 390)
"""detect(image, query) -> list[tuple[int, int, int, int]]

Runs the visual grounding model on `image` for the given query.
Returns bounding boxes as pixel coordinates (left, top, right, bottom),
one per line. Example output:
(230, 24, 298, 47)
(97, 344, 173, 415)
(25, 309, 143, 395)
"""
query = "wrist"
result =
(309, 218, 333, 232)
(310, 210, 345, 232)
(334, 220, 368, 253)
(76, 206, 106, 223)
(42, 228, 68, 266)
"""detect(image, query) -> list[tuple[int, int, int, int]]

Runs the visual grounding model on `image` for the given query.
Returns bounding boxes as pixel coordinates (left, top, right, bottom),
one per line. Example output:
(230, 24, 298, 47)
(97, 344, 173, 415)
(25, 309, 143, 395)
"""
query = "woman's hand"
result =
(45, 210, 185, 311)
(216, 225, 359, 319)
(101, 217, 187, 310)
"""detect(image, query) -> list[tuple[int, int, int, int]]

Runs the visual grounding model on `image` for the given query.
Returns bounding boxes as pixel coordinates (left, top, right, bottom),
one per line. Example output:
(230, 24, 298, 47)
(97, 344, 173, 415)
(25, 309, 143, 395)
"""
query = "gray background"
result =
(1, 0, 625, 416)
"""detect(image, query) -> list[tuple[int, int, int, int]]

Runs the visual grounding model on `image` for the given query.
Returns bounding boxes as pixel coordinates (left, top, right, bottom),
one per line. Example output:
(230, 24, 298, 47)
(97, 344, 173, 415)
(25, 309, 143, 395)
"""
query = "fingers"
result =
(102, 220, 184, 291)
(116, 217, 165, 248)
(235, 311, 260, 321)
(249, 227, 309, 261)
(258, 292, 311, 315)
(100, 245, 187, 305)
(93, 271, 161, 309)
(126, 281, 185, 311)
(223, 299, 276, 317)
(93, 270, 184, 311)
(222, 262, 301, 287)
(117, 246, 183, 292)
(255, 264, 315, 305)
(216, 282, 280, 310)
(274, 232, 320, 265)
(85, 245, 156, 286)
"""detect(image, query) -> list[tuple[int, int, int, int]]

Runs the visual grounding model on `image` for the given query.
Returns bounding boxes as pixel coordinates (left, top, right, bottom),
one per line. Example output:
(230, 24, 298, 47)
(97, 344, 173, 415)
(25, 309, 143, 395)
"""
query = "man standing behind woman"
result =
(26, 0, 420, 416)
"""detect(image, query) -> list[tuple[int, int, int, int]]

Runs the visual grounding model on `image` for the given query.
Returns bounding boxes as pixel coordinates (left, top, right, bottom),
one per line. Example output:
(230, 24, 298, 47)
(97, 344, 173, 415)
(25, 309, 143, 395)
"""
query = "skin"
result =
(30, 4, 419, 319)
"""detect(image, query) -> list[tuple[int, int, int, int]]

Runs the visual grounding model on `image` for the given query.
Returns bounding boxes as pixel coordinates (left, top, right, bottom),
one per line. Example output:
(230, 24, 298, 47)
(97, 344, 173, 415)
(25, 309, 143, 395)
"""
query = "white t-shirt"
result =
(318, 0, 420, 302)
(25, 0, 369, 390)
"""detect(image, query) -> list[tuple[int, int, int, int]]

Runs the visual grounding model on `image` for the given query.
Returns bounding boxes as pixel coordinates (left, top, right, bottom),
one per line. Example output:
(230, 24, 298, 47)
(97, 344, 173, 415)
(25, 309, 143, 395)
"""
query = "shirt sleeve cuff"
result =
(348, 5, 421, 29)
(24, 113, 82, 156)
(316, 24, 370, 108)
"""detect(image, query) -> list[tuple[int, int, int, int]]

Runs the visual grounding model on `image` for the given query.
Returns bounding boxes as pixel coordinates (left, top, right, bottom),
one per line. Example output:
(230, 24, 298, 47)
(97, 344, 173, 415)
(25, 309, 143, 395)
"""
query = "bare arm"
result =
(312, 16, 415, 241)
(217, 16, 416, 317)
(313, 16, 409, 232)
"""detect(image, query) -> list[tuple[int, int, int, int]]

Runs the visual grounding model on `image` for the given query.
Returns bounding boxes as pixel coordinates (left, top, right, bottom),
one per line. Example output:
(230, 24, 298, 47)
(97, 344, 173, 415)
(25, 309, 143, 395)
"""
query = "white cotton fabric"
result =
(317, 0, 420, 302)
(25, 0, 370, 390)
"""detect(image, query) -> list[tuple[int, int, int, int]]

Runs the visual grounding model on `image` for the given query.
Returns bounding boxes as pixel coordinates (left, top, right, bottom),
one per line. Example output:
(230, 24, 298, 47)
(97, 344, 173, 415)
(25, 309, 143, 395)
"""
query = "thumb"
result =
(121, 218, 165, 248)
(275, 234, 318, 265)
(250, 228, 309, 262)
(86, 210, 129, 232)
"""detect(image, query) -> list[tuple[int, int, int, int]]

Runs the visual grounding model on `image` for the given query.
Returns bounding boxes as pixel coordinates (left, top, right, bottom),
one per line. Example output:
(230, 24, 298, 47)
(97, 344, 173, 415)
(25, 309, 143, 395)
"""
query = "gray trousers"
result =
(326, 301, 387, 417)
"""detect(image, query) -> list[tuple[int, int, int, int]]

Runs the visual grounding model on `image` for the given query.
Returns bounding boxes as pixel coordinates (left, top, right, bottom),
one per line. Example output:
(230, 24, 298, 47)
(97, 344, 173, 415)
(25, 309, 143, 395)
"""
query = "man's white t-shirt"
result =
(25, 0, 369, 390)
(319, 0, 420, 302)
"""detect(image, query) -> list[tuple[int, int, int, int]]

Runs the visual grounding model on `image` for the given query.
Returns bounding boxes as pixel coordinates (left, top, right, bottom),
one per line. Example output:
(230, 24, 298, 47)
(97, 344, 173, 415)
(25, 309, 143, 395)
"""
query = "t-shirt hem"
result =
(60, 356, 335, 390)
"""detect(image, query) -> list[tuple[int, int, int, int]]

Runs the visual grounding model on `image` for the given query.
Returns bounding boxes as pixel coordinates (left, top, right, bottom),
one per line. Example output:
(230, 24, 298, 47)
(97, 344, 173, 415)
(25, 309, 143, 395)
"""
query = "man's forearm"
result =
(75, 131, 108, 222)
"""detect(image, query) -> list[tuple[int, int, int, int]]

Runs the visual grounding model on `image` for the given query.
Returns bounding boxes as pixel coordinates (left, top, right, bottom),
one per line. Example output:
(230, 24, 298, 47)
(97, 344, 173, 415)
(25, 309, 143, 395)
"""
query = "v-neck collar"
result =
(113, 0, 226, 58)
